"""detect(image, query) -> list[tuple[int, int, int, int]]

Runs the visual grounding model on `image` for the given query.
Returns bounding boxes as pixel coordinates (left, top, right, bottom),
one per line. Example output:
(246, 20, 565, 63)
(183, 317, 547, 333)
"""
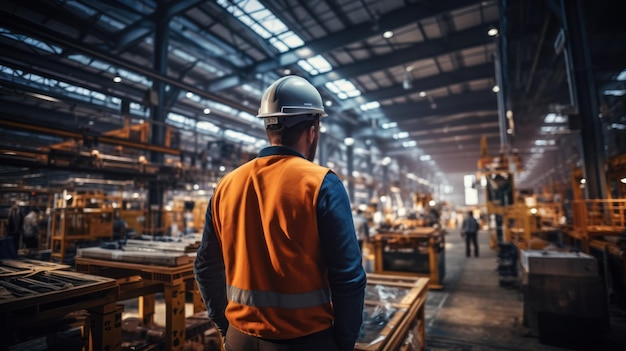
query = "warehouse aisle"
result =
(424, 228, 626, 351)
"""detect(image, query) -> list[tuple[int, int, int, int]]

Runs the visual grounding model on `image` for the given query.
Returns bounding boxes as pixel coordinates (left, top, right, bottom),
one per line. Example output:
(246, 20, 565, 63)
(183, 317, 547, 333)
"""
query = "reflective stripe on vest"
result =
(227, 285, 331, 309)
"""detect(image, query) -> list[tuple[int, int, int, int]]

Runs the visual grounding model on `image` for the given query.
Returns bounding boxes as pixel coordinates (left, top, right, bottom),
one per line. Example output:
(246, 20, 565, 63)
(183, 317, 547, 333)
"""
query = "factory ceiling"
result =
(0, 0, 625, 201)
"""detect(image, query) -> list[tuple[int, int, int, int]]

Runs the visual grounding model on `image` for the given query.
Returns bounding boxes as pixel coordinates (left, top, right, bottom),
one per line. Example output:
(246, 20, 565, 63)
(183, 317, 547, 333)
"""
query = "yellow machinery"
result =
(565, 153, 626, 306)
(369, 192, 446, 289)
(371, 226, 445, 289)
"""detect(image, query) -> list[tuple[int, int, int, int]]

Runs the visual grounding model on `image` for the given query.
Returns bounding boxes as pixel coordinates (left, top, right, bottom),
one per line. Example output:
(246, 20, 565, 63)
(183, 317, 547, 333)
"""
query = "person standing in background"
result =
(22, 208, 40, 250)
(461, 210, 480, 257)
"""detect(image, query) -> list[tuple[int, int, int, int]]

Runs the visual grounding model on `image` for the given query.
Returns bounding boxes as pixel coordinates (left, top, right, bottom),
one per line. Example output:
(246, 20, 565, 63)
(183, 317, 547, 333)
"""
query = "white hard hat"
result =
(257, 75, 327, 128)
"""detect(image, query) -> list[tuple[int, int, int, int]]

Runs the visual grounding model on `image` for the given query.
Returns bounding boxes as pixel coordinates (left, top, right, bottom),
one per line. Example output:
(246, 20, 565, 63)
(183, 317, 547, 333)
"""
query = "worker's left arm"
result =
(193, 197, 229, 335)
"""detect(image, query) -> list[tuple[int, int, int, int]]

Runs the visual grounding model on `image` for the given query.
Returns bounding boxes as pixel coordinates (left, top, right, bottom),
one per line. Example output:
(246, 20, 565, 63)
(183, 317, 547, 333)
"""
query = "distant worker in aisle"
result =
(461, 211, 480, 257)
(194, 75, 367, 351)
(6, 201, 23, 251)
(22, 208, 40, 250)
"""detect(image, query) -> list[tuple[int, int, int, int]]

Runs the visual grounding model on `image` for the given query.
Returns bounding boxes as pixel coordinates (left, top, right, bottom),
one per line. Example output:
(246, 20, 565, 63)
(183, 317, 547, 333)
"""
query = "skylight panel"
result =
(360, 101, 380, 111)
(241, 84, 263, 97)
(239, 0, 264, 13)
(278, 32, 304, 48)
(298, 55, 332, 75)
(297, 60, 315, 73)
(225, 129, 257, 144)
(270, 38, 289, 52)
(238, 111, 262, 124)
(393, 132, 409, 139)
(217, 0, 304, 52)
(172, 48, 195, 62)
(100, 15, 125, 30)
(0, 28, 62, 54)
(0, 65, 14, 74)
(211, 101, 237, 115)
(381, 122, 397, 129)
(256, 14, 287, 34)
(197, 121, 220, 134)
(325, 79, 361, 100)
(402, 140, 417, 147)
(304, 55, 332, 74)
(617, 69, 626, 81)
(66, 1, 98, 16)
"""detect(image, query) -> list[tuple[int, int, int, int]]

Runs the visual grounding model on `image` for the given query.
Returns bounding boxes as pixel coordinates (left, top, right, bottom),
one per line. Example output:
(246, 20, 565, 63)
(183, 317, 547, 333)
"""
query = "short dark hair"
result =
(266, 117, 318, 147)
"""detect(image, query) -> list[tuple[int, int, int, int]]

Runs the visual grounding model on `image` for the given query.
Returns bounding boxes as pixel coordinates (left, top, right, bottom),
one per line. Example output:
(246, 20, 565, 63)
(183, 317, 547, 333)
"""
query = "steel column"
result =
(561, 0, 607, 199)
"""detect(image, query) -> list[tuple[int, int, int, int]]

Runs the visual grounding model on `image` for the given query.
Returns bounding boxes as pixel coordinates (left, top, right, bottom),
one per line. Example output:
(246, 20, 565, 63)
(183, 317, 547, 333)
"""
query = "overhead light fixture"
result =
(402, 70, 413, 90)
(113, 73, 122, 83)
(381, 156, 391, 166)
(284, 69, 291, 75)
(383, 31, 394, 39)
(492, 85, 500, 93)
(325, 100, 333, 107)
(203, 108, 211, 114)
(488, 28, 499, 37)
(419, 91, 426, 97)
(344, 137, 355, 146)
(580, 178, 586, 184)
(186, 92, 194, 98)
(29, 93, 60, 102)
(620, 177, 626, 184)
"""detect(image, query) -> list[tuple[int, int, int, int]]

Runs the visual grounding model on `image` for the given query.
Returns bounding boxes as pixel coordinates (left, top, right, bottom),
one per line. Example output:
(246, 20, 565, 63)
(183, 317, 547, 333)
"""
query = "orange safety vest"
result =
(212, 154, 334, 339)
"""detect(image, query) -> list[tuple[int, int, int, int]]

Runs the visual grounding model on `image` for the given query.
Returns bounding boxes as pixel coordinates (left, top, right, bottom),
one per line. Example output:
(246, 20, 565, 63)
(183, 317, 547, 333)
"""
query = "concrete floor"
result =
(118, 227, 626, 350)
(425, 228, 626, 351)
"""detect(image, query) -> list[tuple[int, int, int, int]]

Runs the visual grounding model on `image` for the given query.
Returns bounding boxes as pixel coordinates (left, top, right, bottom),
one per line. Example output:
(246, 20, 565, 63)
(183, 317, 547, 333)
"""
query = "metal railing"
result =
(571, 199, 626, 234)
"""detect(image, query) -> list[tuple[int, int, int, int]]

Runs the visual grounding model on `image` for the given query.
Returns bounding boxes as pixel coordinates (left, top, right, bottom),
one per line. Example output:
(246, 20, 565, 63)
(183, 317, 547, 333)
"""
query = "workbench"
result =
(356, 274, 429, 351)
(371, 227, 445, 289)
(74, 256, 204, 351)
(0, 258, 120, 351)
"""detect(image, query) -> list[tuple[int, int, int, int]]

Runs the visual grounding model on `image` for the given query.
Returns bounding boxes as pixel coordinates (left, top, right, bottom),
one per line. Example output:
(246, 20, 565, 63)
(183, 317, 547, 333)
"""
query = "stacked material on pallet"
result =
(77, 246, 195, 266)
(124, 239, 199, 253)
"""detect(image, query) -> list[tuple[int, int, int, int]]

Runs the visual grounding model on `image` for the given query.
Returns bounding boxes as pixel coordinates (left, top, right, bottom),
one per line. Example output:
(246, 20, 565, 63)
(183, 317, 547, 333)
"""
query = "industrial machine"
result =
(369, 192, 446, 289)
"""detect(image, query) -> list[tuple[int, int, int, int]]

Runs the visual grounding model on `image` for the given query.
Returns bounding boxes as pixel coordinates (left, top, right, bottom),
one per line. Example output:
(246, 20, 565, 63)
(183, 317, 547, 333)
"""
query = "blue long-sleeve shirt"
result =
(194, 146, 366, 351)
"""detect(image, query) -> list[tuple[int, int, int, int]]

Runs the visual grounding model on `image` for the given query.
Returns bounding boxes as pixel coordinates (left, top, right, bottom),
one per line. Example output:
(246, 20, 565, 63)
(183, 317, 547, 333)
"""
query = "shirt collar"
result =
(258, 145, 305, 159)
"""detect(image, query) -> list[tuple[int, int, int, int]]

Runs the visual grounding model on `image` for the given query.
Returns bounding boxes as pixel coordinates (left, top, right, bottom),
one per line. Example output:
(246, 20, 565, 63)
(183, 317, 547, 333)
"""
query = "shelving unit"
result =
(49, 191, 114, 263)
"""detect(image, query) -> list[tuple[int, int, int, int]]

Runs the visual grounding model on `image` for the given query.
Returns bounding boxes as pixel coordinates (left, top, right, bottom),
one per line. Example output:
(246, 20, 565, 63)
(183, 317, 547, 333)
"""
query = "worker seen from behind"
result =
(194, 75, 367, 351)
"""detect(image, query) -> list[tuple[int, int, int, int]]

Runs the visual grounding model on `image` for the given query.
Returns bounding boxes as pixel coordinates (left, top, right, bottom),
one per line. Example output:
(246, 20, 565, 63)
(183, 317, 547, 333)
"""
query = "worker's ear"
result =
(307, 124, 317, 142)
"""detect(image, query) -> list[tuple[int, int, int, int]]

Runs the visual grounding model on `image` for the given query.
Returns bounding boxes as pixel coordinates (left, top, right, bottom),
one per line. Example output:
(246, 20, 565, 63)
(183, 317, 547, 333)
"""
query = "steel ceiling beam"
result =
(0, 15, 257, 115)
(398, 113, 499, 130)
(114, 0, 205, 51)
(382, 90, 497, 121)
(209, 0, 480, 91)
(358, 63, 494, 102)
(310, 23, 497, 86)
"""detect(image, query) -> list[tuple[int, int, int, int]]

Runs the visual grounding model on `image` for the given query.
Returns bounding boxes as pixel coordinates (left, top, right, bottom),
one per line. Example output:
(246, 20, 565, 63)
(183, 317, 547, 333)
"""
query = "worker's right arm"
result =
(194, 198, 229, 335)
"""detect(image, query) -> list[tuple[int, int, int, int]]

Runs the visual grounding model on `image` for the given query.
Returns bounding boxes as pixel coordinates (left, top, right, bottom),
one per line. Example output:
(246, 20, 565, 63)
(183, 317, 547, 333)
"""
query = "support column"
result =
(89, 303, 123, 351)
(164, 283, 186, 351)
(366, 140, 374, 201)
(148, 7, 171, 233)
(561, 0, 607, 199)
